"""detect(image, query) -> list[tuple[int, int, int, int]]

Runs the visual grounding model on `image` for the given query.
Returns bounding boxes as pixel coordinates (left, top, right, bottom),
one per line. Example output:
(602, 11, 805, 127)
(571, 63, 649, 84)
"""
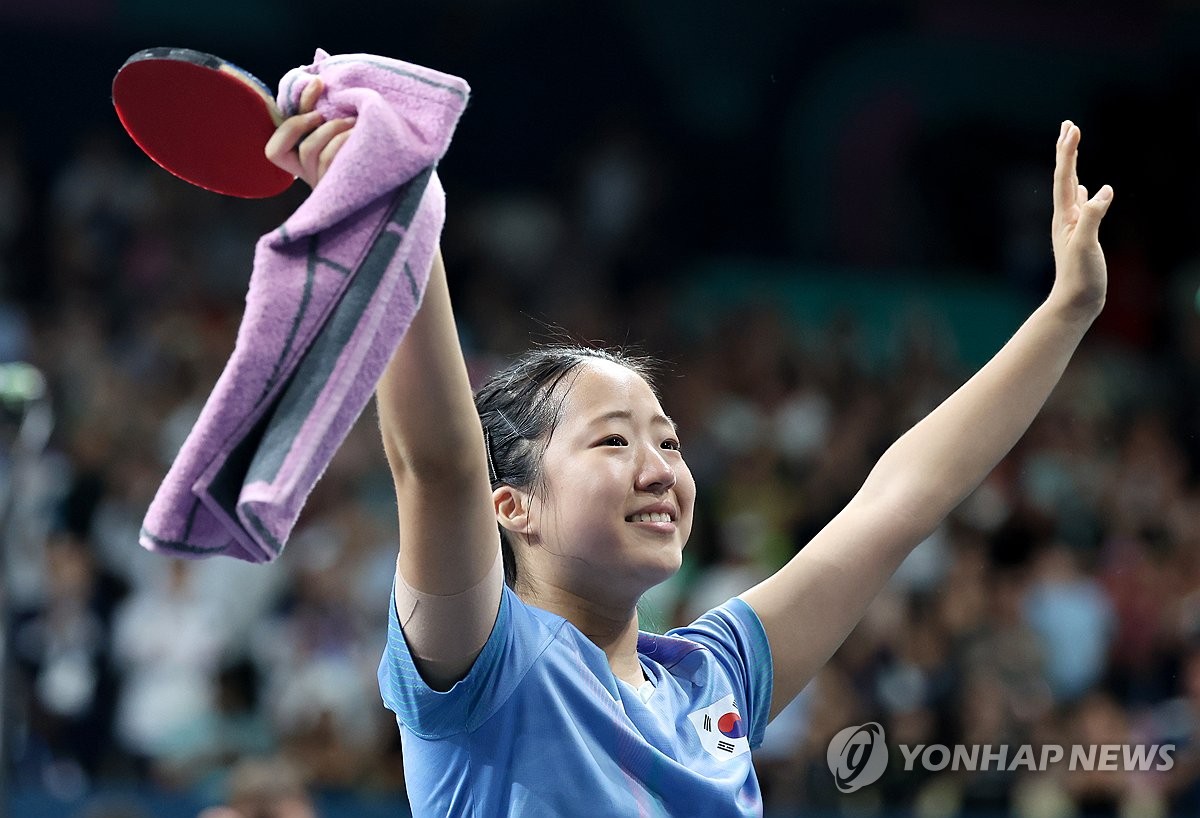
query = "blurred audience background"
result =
(3, 1, 1200, 816)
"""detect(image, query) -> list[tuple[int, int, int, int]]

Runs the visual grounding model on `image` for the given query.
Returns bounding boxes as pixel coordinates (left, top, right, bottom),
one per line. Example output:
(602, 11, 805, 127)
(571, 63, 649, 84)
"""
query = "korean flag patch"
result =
(688, 693, 751, 761)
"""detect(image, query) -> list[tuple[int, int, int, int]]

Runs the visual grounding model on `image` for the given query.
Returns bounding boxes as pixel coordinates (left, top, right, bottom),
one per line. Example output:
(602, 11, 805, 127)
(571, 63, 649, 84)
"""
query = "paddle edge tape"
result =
(118, 47, 283, 123)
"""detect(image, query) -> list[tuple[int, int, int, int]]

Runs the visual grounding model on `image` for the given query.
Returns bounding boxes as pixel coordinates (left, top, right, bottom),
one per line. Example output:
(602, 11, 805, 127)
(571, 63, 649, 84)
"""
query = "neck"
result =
(521, 580, 645, 686)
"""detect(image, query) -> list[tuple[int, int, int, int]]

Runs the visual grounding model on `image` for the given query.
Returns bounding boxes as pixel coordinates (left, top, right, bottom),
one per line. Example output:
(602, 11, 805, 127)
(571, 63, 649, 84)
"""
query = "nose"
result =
(635, 443, 676, 493)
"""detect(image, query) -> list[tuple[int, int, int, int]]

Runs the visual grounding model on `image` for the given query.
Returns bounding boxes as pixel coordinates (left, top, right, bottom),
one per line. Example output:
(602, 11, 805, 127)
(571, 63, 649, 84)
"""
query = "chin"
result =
(633, 545, 683, 589)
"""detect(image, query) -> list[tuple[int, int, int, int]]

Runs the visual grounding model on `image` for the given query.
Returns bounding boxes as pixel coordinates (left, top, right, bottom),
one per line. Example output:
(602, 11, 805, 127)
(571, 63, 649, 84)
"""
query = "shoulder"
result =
(657, 597, 775, 750)
(380, 584, 572, 737)
(667, 597, 772, 668)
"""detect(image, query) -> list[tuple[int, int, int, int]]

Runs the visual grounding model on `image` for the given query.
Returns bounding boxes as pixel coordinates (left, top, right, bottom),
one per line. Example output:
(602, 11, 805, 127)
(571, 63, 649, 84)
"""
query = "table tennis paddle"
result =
(112, 47, 296, 198)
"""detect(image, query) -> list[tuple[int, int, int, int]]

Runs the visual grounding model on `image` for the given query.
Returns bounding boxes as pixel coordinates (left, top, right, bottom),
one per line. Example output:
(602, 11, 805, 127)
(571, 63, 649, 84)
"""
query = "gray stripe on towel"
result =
(203, 167, 433, 536)
(259, 235, 320, 404)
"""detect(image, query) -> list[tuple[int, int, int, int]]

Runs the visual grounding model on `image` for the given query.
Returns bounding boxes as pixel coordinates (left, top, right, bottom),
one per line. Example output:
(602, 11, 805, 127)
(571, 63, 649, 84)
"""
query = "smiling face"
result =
(513, 358, 696, 604)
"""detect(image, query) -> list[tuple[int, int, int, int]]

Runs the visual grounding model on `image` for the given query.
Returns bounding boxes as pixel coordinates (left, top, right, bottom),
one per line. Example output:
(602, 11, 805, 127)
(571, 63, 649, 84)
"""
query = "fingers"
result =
(268, 115, 356, 187)
(265, 78, 326, 175)
(297, 117, 356, 181)
(299, 78, 323, 115)
(264, 77, 356, 187)
(1072, 184, 1114, 244)
(1049, 119, 1113, 243)
(318, 130, 352, 181)
(1053, 120, 1080, 217)
(265, 111, 324, 177)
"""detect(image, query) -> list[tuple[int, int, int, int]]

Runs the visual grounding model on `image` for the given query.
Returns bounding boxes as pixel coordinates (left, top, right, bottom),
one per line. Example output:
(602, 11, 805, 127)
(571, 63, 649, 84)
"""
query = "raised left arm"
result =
(740, 121, 1114, 719)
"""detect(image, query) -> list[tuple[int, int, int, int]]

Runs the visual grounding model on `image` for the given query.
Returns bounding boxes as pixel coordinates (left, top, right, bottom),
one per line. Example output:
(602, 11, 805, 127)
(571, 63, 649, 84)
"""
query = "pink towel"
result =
(140, 50, 470, 563)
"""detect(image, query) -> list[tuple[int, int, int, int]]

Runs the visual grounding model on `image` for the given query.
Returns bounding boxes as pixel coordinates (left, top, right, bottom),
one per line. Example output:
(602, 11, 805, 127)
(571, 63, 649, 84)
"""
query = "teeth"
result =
(630, 512, 672, 523)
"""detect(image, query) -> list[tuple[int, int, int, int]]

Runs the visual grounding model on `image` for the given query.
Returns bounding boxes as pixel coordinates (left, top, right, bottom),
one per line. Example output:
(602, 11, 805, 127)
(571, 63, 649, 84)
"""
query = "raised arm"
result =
(267, 79, 501, 690)
(740, 121, 1114, 719)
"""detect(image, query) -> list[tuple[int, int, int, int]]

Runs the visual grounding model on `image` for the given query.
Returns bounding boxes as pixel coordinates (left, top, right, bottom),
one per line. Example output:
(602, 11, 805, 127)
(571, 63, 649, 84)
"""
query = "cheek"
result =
(675, 465, 698, 536)
(537, 461, 621, 529)
(676, 462, 698, 508)
(559, 452, 626, 493)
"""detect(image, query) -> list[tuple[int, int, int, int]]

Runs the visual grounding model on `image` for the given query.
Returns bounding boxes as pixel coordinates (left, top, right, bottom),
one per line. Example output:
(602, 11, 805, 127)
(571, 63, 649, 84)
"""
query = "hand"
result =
(265, 78, 356, 188)
(1050, 120, 1113, 321)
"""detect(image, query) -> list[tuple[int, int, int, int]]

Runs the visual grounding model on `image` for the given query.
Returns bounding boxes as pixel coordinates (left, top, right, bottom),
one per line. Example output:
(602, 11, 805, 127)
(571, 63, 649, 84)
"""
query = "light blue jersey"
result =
(378, 584, 774, 817)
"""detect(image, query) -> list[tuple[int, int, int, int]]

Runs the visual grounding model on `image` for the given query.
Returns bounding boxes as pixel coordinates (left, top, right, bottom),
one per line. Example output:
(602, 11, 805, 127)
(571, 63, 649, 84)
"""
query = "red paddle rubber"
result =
(113, 49, 295, 198)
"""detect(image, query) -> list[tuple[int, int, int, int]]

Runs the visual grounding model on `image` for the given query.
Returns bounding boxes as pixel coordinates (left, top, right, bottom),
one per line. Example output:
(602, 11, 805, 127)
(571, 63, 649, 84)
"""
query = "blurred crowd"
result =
(2, 69, 1200, 818)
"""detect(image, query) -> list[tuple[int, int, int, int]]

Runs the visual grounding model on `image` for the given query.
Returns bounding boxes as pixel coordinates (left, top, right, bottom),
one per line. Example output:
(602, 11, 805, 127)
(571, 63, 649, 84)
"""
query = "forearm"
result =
(746, 297, 1098, 718)
(377, 248, 486, 480)
(860, 295, 1098, 538)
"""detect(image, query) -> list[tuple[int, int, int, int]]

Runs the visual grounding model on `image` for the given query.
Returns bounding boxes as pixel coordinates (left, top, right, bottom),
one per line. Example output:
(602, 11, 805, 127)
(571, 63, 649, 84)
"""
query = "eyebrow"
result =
(589, 409, 678, 434)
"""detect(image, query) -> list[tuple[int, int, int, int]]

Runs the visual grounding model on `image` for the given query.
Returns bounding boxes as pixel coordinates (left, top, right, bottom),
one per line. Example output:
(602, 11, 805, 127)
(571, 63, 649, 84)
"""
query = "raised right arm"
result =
(376, 248, 503, 689)
(266, 80, 502, 690)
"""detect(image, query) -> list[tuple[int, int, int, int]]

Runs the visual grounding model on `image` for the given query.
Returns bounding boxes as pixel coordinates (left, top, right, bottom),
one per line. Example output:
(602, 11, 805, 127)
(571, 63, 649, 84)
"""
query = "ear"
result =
(493, 485, 533, 536)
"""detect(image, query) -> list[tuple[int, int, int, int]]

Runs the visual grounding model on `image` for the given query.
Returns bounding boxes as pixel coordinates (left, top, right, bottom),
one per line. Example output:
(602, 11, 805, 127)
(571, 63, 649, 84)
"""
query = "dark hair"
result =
(474, 344, 659, 588)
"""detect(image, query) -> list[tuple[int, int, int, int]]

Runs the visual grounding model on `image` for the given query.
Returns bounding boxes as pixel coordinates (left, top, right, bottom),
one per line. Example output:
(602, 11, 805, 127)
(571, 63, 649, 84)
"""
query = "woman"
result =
(267, 78, 1113, 816)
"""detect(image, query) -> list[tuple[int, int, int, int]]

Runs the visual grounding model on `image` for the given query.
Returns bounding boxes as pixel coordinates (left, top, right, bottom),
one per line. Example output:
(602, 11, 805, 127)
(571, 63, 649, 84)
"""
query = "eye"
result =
(661, 439, 681, 451)
(600, 435, 627, 447)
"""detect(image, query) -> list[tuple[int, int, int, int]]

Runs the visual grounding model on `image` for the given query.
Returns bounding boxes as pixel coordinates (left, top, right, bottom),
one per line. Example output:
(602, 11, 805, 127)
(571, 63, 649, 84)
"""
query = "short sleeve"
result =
(667, 597, 774, 750)
(377, 583, 562, 739)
